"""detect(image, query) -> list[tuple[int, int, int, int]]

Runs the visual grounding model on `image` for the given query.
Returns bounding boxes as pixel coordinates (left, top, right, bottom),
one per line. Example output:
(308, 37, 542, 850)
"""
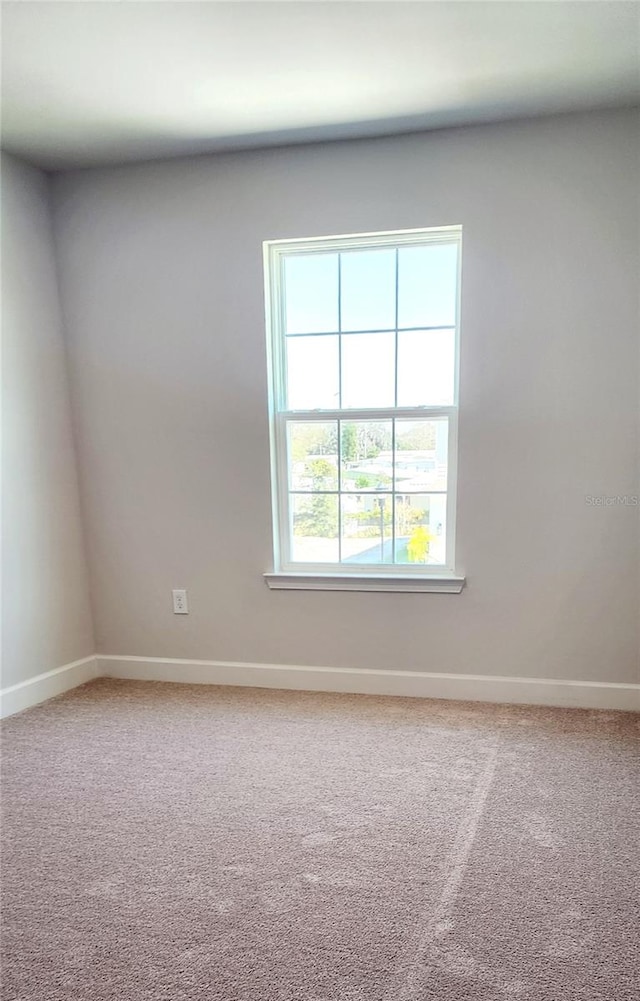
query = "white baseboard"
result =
(2, 655, 637, 718)
(0, 656, 99, 719)
(98, 656, 640, 712)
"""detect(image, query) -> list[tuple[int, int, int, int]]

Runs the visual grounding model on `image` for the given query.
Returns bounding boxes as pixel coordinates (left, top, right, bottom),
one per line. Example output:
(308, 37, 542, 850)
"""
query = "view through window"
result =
(264, 227, 461, 574)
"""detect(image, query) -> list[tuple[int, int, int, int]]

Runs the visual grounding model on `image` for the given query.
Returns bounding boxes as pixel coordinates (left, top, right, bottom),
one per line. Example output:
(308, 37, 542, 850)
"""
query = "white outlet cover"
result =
(172, 589, 188, 614)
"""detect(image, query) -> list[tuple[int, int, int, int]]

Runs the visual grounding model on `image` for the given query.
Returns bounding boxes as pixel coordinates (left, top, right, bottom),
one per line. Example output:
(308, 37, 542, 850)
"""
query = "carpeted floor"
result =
(1, 679, 639, 1001)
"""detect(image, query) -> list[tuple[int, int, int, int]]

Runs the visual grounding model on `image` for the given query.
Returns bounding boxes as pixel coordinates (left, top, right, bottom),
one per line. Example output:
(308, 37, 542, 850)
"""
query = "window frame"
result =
(263, 226, 464, 589)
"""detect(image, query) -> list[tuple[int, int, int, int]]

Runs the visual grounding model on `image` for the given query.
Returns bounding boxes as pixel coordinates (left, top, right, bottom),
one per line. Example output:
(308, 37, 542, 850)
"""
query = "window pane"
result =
(398, 244, 458, 328)
(341, 332, 394, 409)
(341, 494, 393, 565)
(288, 422, 338, 490)
(284, 254, 339, 334)
(286, 335, 339, 410)
(340, 421, 392, 491)
(395, 419, 448, 492)
(290, 494, 339, 563)
(340, 249, 396, 332)
(394, 494, 447, 566)
(397, 328, 455, 406)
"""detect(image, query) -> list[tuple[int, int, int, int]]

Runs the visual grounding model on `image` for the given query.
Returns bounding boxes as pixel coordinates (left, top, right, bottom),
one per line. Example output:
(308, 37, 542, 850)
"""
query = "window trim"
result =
(264, 572, 465, 593)
(263, 226, 464, 589)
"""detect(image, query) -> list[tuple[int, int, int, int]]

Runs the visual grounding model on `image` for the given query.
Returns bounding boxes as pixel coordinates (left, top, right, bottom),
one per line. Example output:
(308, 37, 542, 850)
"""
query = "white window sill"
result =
(264, 572, 465, 593)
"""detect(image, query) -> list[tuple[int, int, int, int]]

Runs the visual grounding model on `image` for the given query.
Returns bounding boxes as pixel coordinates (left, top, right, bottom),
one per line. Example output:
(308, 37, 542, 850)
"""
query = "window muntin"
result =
(265, 227, 461, 575)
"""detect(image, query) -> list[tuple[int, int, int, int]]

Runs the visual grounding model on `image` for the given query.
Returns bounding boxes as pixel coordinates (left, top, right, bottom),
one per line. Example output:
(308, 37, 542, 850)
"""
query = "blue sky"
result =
(283, 243, 457, 409)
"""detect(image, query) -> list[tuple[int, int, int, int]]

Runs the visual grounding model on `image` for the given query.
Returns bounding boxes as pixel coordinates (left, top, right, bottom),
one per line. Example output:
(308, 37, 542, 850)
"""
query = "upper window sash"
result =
(265, 226, 462, 416)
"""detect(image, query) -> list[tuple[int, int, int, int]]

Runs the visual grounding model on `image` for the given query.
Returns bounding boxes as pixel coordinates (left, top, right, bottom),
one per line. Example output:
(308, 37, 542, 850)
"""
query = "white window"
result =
(263, 227, 464, 592)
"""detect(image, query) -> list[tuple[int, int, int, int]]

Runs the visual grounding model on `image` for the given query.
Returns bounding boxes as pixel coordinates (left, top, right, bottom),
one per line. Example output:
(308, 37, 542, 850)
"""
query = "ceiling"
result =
(1, 0, 639, 171)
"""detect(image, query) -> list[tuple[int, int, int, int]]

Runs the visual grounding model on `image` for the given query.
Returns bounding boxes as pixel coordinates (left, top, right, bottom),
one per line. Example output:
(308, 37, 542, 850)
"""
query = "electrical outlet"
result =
(172, 589, 188, 614)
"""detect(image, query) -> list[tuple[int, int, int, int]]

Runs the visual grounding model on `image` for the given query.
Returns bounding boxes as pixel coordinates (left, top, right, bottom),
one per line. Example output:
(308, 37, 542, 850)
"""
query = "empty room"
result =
(1, 2, 639, 999)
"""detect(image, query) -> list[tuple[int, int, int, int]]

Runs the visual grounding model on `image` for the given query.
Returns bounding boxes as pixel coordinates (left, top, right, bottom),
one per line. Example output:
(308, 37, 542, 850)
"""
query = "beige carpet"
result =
(1, 679, 639, 1001)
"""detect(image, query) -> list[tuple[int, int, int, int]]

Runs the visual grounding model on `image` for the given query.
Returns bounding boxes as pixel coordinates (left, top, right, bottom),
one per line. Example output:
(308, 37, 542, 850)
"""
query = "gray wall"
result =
(51, 110, 640, 683)
(1, 153, 94, 687)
